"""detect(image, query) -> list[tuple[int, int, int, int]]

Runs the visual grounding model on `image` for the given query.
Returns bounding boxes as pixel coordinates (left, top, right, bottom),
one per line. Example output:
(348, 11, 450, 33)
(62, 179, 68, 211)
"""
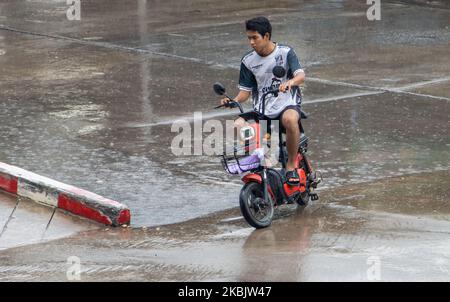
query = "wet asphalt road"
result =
(0, 171, 449, 281)
(0, 0, 449, 281)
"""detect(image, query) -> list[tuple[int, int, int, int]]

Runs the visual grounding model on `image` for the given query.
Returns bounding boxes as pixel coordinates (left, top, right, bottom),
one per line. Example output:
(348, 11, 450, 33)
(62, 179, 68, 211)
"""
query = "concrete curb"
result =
(0, 162, 130, 227)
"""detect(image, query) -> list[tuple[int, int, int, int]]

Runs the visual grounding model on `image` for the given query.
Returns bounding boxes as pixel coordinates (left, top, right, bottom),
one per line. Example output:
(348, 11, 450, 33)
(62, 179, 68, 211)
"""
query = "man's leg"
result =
(281, 109, 301, 172)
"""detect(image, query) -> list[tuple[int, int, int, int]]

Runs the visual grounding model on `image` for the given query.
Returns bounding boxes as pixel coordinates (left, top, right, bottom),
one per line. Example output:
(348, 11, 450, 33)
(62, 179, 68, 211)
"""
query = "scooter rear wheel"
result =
(239, 182, 274, 229)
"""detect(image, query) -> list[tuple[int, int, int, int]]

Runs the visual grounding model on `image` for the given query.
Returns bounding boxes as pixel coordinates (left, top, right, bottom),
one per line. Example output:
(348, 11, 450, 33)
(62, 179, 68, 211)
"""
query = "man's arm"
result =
(279, 71, 305, 93)
(221, 89, 251, 106)
(280, 47, 305, 93)
(220, 60, 254, 106)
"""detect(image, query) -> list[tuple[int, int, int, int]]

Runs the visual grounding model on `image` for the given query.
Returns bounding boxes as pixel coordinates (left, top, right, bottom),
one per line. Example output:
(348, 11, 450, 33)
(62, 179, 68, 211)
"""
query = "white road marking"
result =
(394, 76, 450, 91)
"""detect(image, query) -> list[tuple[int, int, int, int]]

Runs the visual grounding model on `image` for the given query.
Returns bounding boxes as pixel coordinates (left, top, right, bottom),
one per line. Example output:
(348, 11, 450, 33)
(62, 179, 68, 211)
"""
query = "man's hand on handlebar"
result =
(217, 97, 244, 113)
(216, 90, 248, 112)
(220, 97, 232, 108)
(279, 80, 294, 93)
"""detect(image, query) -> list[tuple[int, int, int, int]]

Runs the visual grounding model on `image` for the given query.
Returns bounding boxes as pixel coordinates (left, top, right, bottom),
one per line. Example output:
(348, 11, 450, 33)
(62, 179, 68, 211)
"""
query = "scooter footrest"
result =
(309, 193, 319, 201)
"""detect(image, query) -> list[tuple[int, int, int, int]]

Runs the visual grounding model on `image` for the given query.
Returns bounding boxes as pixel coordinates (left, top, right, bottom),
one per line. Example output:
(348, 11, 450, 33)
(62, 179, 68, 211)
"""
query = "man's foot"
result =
(286, 170, 300, 186)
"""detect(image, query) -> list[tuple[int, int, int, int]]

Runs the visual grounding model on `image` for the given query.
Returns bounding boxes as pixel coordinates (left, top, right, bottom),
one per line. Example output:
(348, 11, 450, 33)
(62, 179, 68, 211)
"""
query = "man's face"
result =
(246, 30, 270, 55)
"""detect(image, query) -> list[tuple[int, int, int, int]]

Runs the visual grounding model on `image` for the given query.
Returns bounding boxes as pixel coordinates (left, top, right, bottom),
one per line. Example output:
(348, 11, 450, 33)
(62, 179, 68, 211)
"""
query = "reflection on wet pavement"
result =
(0, 193, 100, 251)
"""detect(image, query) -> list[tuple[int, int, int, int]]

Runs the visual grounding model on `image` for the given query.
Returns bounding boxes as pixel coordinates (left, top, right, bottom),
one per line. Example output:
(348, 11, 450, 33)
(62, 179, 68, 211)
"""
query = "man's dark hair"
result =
(245, 16, 272, 39)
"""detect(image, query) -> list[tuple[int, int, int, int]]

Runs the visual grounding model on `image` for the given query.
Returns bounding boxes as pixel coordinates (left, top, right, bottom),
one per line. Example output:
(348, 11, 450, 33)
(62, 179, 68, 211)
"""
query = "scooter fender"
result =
(242, 173, 262, 184)
(241, 173, 277, 202)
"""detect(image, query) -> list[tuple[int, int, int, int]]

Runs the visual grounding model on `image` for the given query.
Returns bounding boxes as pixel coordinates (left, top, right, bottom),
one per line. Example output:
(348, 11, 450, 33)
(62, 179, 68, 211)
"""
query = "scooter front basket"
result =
(220, 146, 262, 175)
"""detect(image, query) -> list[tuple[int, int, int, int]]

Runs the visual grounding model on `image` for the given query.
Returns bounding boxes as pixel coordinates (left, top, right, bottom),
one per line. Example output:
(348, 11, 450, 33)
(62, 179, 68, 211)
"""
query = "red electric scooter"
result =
(214, 66, 322, 228)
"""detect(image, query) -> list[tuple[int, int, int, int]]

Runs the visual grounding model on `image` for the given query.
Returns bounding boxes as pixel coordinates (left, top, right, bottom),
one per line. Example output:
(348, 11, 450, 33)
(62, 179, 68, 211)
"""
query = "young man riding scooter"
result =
(220, 16, 306, 186)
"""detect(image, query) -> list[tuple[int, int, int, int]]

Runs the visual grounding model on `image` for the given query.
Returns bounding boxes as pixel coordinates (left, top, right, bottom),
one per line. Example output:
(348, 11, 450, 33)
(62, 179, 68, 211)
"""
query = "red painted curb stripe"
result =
(58, 193, 112, 225)
(117, 209, 131, 225)
(0, 173, 18, 194)
(1, 162, 131, 226)
(69, 187, 124, 207)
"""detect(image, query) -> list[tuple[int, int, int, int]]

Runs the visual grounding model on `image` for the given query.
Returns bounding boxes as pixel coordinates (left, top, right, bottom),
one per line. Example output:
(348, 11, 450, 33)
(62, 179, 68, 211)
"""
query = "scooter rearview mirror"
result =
(272, 66, 286, 78)
(213, 82, 226, 95)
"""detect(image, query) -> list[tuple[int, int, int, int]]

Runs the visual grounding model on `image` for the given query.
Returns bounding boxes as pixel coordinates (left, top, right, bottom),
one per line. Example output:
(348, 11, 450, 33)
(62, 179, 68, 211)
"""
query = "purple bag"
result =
(222, 154, 261, 174)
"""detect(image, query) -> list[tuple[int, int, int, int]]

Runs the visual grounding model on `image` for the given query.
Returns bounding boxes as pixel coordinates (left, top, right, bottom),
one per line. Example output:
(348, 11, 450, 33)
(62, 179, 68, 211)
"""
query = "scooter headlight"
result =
(240, 126, 255, 141)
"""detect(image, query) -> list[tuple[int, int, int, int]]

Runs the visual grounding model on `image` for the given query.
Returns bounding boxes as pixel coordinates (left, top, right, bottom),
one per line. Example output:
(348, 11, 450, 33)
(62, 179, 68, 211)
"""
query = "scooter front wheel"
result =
(239, 182, 274, 229)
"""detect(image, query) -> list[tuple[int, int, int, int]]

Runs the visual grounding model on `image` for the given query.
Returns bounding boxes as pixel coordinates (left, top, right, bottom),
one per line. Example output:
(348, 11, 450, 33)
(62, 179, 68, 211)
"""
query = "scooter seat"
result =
(300, 110, 308, 119)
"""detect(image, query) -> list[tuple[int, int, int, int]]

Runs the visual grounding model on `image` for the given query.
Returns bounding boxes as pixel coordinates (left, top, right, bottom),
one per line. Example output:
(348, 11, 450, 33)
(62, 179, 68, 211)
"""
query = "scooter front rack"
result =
(220, 142, 262, 175)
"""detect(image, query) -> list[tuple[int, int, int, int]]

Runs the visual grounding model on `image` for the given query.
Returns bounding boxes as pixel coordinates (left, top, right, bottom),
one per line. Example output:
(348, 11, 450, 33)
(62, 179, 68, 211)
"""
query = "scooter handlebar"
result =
(214, 99, 244, 113)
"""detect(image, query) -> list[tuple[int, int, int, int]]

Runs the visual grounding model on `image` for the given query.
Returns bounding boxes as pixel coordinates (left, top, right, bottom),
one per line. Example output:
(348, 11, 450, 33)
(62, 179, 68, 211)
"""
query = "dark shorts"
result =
(275, 105, 303, 122)
(238, 105, 304, 133)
